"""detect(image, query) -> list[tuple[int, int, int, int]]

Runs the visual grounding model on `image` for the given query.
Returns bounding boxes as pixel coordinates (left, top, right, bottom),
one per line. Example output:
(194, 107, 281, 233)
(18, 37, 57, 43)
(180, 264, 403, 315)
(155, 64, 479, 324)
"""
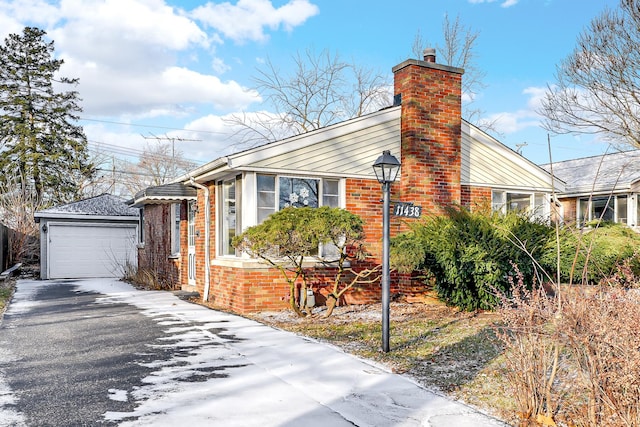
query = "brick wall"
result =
(461, 185, 492, 211)
(393, 58, 463, 217)
(557, 197, 577, 224)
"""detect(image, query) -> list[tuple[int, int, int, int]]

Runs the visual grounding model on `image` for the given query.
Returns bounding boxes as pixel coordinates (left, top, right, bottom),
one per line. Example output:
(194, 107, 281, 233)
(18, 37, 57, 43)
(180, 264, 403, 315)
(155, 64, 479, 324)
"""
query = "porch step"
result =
(172, 290, 200, 300)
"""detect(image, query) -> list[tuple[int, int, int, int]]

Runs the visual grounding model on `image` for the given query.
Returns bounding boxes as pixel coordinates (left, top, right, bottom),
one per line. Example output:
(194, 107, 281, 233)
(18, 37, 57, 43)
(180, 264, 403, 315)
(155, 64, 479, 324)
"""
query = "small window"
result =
(170, 203, 181, 255)
(617, 196, 628, 224)
(323, 179, 340, 207)
(492, 190, 506, 212)
(222, 179, 237, 256)
(257, 175, 276, 223)
(138, 208, 144, 244)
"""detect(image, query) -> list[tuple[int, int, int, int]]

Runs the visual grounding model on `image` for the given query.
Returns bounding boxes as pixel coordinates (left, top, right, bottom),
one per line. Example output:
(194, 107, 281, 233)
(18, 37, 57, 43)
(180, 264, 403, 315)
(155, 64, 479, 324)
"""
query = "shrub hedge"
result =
(391, 207, 553, 311)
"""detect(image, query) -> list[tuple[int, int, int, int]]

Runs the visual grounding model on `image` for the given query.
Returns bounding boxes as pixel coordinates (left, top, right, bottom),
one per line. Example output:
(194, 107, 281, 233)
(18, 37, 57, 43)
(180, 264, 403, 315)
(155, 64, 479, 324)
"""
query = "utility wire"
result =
(80, 116, 229, 135)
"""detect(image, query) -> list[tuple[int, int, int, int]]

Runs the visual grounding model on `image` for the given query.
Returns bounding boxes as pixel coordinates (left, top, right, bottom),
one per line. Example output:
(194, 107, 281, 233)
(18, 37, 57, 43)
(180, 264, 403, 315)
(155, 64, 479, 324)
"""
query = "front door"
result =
(187, 200, 196, 286)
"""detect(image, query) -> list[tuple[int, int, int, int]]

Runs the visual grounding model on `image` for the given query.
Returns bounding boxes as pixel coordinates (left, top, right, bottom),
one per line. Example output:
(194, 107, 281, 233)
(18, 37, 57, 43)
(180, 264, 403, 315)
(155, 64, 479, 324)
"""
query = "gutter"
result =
(185, 178, 211, 303)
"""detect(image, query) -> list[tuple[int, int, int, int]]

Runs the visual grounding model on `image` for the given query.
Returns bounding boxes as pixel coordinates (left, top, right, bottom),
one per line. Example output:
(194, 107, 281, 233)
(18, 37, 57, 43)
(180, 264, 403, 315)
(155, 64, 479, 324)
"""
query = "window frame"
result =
(170, 202, 181, 256)
(578, 194, 629, 226)
(220, 177, 239, 257)
(491, 190, 549, 221)
(256, 174, 341, 216)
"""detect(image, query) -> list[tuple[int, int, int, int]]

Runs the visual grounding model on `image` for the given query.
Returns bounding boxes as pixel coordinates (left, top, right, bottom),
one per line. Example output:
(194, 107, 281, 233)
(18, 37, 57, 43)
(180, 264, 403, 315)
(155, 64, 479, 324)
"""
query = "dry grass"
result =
(247, 300, 516, 424)
(0, 277, 16, 316)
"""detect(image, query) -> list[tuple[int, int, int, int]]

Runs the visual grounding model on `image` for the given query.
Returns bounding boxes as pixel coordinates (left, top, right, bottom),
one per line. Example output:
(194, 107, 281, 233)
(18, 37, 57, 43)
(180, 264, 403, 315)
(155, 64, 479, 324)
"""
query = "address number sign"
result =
(393, 202, 422, 218)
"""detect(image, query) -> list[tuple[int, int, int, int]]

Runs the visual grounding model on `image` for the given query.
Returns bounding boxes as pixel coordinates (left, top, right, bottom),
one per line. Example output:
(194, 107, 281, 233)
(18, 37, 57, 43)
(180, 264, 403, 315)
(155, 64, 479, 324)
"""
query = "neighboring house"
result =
(542, 150, 640, 228)
(35, 194, 139, 279)
(129, 52, 561, 313)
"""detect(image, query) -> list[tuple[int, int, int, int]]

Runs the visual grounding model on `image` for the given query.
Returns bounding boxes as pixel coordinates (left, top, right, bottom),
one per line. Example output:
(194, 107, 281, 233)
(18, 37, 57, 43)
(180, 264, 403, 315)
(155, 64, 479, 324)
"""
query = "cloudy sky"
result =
(0, 0, 621, 166)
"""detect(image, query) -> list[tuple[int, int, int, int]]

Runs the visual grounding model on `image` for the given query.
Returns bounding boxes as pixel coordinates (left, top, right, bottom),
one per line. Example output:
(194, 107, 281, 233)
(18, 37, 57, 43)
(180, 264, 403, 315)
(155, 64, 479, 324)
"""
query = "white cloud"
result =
(0, 0, 60, 40)
(15, 0, 264, 117)
(0, 0, 313, 165)
(480, 86, 546, 134)
(191, 0, 319, 43)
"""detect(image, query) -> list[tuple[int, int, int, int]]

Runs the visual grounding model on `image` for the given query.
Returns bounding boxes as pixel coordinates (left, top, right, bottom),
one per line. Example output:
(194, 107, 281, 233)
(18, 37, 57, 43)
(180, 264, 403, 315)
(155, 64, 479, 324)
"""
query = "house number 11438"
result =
(393, 203, 422, 218)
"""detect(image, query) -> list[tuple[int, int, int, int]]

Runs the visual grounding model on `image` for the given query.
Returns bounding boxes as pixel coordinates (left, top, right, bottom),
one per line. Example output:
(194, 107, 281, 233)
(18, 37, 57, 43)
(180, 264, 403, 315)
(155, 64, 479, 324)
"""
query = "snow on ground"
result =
(0, 282, 31, 427)
(1, 278, 508, 427)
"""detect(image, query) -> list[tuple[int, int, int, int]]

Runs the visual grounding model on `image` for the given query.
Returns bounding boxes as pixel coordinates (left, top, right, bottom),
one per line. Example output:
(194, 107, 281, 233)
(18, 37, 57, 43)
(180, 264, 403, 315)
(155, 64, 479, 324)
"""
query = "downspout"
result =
(187, 178, 211, 302)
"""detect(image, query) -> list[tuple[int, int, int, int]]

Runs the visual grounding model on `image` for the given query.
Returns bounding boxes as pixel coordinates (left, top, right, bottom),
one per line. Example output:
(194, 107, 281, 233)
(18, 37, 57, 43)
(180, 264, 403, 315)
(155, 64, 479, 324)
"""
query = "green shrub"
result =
(391, 206, 553, 311)
(540, 222, 640, 284)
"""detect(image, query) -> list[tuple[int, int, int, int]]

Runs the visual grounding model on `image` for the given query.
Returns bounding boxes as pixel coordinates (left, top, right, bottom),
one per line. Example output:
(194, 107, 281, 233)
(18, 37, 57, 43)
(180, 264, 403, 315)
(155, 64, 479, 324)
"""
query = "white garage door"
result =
(48, 223, 138, 279)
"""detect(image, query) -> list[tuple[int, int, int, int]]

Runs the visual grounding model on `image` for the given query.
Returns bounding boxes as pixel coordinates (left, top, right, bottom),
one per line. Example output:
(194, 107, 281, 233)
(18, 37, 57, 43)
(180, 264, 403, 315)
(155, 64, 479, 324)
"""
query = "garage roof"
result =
(35, 194, 139, 221)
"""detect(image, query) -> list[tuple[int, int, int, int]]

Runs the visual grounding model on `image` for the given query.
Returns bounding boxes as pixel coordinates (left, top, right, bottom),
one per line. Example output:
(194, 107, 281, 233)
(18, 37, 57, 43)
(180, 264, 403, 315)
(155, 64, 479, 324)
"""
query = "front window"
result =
(257, 175, 276, 223)
(253, 174, 343, 259)
(492, 190, 548, 220)
(578, 195, 628, 226)
(257, 175, 340, 220)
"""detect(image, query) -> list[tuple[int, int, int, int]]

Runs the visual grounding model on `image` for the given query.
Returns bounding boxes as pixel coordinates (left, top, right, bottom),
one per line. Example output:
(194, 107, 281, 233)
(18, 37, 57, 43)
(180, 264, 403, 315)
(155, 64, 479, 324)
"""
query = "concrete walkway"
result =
(0, 279, 508, 426)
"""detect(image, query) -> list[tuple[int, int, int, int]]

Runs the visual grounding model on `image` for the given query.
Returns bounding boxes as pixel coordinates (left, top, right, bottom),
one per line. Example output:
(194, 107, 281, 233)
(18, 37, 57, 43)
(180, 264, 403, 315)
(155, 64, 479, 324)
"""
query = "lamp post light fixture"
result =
(372, 150, 401, 353)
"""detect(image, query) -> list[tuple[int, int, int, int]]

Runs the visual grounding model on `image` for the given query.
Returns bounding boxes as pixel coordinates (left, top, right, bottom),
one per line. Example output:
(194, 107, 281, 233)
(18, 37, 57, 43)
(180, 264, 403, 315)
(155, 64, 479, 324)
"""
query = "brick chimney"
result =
(392, 49, 464, 215)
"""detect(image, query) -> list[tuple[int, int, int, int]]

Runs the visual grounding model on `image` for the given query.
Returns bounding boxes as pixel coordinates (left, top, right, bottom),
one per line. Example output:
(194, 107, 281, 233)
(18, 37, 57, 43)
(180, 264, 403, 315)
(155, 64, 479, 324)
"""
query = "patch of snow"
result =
(108, 388, 128, 402)
(71, 278, 506, 427)
(4, 280, 40, 316)
(0, 374, 26, 427)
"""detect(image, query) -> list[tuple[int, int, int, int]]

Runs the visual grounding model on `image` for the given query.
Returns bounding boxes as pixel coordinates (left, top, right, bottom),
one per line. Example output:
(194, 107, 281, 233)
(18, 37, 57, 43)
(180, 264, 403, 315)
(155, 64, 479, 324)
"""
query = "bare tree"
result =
(117, 142, 198, 197)
(540, 1, 640, 148)
(412, 13, 490, 128)
(0, 176, 40, 263)
(78, 145, 118, 198)
(226, 48, 392, 149)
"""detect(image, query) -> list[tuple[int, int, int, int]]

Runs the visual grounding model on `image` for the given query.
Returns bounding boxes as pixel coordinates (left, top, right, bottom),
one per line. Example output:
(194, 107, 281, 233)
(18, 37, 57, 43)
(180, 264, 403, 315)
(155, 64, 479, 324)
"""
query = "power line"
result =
(80, 116, 229, 135)
(86, 139, 202, 164)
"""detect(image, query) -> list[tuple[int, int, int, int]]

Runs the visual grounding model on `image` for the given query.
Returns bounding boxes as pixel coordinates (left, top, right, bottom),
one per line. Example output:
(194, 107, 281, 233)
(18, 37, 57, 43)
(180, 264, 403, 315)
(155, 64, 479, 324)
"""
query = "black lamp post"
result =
(372, 150, 401, 353)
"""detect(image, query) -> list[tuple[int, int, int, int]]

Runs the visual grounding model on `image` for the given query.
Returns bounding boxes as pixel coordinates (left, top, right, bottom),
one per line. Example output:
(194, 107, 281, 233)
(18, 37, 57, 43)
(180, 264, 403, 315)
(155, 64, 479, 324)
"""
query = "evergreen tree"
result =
(0, 27, 93, 206)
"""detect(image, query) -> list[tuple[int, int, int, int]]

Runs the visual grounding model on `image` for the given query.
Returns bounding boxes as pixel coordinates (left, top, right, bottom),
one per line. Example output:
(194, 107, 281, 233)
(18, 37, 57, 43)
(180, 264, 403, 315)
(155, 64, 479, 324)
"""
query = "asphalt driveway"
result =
(0, 278, 507, 426)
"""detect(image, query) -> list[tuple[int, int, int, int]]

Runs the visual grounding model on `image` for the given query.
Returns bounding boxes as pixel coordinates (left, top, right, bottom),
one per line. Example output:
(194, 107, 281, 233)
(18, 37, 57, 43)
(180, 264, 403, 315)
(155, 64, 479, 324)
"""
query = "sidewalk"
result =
(2, 279, 509, 426)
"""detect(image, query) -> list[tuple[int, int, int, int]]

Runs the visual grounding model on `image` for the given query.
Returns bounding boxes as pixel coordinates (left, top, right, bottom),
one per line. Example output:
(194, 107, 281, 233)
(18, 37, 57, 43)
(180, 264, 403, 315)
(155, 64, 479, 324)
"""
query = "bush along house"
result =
(129, 51, 561, 314)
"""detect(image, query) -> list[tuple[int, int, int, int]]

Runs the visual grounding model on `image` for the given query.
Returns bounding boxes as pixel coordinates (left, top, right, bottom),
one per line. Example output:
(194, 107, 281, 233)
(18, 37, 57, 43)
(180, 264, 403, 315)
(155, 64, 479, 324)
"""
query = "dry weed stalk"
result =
(496, 272, 565, 426)
(560, 284, 640, 427)
(498, 269, 640, 426)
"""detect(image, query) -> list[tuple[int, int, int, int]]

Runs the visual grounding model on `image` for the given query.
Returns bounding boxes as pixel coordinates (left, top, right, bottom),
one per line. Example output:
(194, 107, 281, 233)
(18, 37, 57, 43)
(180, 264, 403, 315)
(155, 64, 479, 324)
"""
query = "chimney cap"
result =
(423, 48, 436, 63)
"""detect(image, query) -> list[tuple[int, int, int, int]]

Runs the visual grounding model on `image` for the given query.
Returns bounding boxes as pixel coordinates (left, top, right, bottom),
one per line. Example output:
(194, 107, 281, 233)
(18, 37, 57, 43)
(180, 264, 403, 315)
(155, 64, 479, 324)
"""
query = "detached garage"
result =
(35, 194, 140, 280)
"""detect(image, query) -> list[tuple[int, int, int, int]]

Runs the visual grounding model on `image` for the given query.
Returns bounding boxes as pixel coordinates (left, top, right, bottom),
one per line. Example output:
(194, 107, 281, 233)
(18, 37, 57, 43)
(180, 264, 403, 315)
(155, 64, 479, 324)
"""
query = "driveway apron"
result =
(0, 279, 508, 427)
(0, 280, 170, 426)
